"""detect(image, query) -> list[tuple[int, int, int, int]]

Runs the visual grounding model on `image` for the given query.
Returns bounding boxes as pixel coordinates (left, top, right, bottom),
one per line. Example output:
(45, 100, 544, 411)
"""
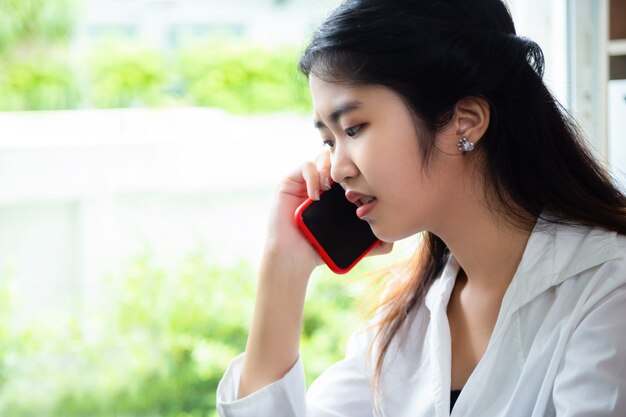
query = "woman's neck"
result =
(435, 202, 535, 293)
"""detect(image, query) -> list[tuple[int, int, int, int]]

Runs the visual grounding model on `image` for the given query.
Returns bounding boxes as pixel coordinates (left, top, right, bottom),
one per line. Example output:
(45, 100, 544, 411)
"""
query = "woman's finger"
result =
(301, 161, 322, 200)
(316, 149, 332, 190)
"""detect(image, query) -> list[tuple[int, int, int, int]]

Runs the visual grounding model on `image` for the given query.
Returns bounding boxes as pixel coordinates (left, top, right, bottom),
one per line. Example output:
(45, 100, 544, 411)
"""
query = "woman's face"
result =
(309, 75, 466, 242)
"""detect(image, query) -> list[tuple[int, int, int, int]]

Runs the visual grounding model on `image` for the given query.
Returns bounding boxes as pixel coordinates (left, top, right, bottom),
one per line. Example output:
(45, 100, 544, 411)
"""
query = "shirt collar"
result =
(424, 216, 622, 314)
(505, 216, 621, 314)
(424, 253, 459, 312)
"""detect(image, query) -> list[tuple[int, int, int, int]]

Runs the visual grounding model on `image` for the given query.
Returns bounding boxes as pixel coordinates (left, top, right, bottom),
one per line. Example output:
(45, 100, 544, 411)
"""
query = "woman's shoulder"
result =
(548, 221, 626, 309)
(536, 218, 624, 272)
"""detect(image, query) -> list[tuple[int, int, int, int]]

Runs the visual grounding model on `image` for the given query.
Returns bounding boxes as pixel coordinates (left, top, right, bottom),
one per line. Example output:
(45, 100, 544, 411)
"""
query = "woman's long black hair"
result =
(298, 0, 626, 410)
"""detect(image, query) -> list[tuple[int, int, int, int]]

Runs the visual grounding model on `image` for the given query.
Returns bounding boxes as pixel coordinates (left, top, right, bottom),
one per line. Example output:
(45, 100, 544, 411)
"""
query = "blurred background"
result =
(0, 0, 624, 416)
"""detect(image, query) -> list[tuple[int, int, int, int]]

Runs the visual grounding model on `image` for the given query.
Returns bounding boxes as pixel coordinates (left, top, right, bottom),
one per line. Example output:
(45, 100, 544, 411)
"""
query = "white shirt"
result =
(216, 219, 626, 416)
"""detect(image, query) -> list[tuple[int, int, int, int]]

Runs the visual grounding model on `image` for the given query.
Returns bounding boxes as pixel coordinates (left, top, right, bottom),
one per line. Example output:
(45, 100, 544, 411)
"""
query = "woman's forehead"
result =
(309, 76, 394, 111)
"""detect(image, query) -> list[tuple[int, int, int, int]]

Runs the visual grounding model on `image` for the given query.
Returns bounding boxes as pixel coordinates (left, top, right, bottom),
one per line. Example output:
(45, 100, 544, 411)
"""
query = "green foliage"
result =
(0, 0, 77, 54)
(0, 250, 371, 416)
(178, 39, 311, 114)
(0, 52, 79, 110)
(0, 0, 79, 111)
(86, 41, 170, 108)
(0, 1, 311, 113)
(0, 36, 311, 113)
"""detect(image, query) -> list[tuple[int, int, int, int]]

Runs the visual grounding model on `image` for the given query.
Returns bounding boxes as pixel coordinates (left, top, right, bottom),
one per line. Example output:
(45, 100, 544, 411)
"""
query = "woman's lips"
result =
(356, 197, 377, 218)
(345, 191, 377, 218)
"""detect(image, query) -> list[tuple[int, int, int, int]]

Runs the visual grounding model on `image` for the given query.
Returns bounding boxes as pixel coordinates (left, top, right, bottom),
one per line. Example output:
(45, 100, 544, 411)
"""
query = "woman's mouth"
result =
(355, 196, 376, 218)
(345, 190, 377, 218)
(356, 196, 376, 207)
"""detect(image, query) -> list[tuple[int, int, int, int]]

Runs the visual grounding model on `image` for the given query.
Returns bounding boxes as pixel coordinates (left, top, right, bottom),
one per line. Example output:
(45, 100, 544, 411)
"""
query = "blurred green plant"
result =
(0, 36, 311, 113)
(0, 0, 77, 55)
(0, 0, 80, 111)
(0, 1, 311, 113)
(0, 53, 80, 110)
(178, 38, 311, 114)
(86, 40, 171, 108)
(0, 249, 373, 416)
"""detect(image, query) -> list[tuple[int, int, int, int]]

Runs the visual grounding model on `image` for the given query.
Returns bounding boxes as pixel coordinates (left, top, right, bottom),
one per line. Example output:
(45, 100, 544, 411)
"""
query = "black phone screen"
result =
(301, 182, 378, 270)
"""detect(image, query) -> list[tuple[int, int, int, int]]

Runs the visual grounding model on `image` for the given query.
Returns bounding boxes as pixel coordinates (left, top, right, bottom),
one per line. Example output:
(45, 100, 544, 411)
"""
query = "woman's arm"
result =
(228, 155, 391, 409)
(237, 161, 328, 399)
(236, 247, 315, 398)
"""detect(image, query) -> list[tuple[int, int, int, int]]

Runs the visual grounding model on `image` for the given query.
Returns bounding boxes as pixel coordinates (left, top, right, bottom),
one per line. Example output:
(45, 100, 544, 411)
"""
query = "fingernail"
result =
(323, 177, 331, 190)
(314, 189, 320, 200)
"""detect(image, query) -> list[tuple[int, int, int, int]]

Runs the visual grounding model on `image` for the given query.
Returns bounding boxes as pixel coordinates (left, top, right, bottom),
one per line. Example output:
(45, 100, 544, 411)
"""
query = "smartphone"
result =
(293, 182, 380, 274)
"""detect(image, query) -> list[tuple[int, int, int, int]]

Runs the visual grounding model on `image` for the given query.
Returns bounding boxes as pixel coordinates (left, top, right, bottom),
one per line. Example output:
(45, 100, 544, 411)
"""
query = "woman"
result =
(217, 0, 626, 415)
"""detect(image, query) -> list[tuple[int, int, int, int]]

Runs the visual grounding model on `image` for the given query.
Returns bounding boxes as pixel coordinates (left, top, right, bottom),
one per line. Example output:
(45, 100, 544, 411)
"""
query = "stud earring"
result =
(457, 137, 475, 153)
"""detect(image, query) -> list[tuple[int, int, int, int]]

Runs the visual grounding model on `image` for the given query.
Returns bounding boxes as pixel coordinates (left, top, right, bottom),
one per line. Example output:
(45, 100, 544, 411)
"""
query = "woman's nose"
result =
(329, 145, 359, 184)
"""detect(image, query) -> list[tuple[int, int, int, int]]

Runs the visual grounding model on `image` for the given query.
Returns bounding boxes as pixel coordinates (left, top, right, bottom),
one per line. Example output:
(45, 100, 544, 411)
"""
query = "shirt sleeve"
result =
(216, 353, 307, 417)
(553, 282, 626, 416)
(216, 327, 375, 417)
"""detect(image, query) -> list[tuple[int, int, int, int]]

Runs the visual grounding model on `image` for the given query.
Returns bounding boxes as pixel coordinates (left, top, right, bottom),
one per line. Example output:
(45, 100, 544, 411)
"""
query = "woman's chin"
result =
(369, 223, 410, 243)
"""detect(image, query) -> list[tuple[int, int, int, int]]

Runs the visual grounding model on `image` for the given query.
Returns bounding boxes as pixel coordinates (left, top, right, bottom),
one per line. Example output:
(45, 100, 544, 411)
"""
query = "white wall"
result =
(507, 0, 569, 107)
(0, 201, 82, 320)
(0, 109, 319, 322)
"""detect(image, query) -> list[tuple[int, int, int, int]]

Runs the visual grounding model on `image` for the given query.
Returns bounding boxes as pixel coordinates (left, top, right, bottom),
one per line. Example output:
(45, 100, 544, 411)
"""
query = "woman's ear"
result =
(433, 96, 490, 156)
(453, 96, 490, 143)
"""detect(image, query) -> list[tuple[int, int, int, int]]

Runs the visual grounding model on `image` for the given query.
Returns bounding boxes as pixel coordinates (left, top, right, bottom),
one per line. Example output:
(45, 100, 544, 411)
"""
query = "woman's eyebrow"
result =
(313, 100, 362, 129)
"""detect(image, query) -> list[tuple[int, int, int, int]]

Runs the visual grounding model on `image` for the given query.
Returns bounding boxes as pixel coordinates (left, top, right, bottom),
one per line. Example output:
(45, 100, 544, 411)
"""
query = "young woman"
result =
(217, 0, 626, 415)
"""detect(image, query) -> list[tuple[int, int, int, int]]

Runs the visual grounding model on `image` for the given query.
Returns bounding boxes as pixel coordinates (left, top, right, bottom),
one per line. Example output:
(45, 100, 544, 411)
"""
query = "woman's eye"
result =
(345, 124, 364, 137)
(322, 139, 335, 149)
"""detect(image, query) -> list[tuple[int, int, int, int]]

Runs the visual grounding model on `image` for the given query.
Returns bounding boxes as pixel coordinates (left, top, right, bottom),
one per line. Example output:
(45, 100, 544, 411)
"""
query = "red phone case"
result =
(293, 189, 380, 274)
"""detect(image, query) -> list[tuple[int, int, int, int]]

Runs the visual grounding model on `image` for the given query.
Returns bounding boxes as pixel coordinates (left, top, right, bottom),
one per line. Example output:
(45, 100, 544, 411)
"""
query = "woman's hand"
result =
(264, 150, 393, 274)
(263, 151, 334, 273)
(238, 151, 392, 399)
